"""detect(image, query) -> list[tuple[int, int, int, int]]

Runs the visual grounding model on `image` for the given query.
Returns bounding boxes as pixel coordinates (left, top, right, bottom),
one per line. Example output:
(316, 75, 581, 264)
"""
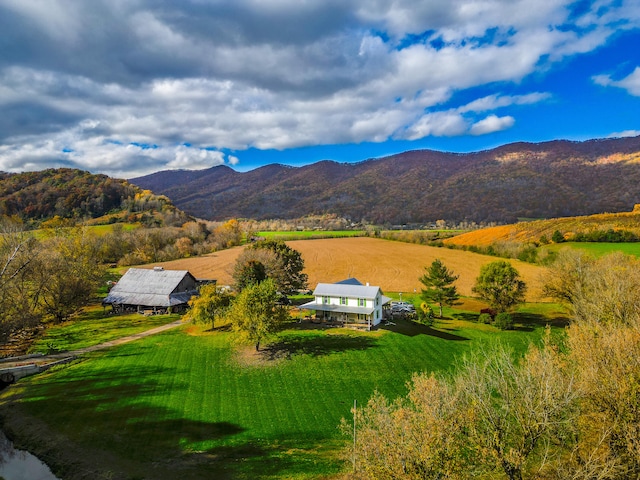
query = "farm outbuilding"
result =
(103, 267, 200, 314)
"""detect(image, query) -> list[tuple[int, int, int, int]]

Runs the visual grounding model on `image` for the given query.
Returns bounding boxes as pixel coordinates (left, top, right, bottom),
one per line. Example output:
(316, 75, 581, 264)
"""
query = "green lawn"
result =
(28, 307, 180, 354)
(543, 241, 640, 258)
(2, 309, 564, 479)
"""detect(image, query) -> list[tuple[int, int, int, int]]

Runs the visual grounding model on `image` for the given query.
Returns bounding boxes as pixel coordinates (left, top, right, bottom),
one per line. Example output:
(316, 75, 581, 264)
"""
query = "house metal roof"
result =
(313, 282, 381, 299)
(103, 268, 197, 307)
(334, 277, 364, 286)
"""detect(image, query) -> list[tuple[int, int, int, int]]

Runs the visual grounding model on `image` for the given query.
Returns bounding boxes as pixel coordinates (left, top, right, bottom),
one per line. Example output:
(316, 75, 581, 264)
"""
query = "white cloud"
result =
(400, 111, 468, 140)
(0, 0, 638, 175)
(594, 67, 640, 96)
(608, 130, 640, 138)
(459, 92, 551, 113)
(470, 115, 515, 135)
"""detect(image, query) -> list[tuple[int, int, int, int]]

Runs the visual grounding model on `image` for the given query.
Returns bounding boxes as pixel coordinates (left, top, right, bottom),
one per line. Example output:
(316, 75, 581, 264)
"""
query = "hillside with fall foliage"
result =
(0, 168, 191, 227)
(131, 135, 640, 224)
(444, 204, 640, 247)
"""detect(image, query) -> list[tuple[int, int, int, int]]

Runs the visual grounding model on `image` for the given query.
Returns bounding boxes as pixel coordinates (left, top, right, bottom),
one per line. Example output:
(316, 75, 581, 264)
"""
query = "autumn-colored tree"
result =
(232, 248, 276, 291)
(35, 228, 104, 323)
(0, 219, 41, 338)
(248, 240, 308, 294)
(345, 374, 469, 479)
(543, 250, 640, 324)
(560, 319, 640, 478)
(184, 284, 232, 330)
(226, 279, 288, 351)
(456, 339, 576, 480)
(212, 219, 243, 248)
(347, 336, 576, 480)
(473, 261, 526, 313)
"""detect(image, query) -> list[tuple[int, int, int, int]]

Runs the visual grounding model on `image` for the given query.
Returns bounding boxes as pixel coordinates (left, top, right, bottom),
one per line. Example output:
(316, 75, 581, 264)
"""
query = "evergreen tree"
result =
(419, 259, 460, 317)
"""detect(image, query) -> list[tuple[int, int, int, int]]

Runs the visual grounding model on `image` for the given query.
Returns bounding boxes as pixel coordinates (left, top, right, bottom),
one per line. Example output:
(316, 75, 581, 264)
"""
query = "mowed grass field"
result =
(147, 237, 547, 301)
(0, 313, 556, 479)
(544, 241, 640, 258)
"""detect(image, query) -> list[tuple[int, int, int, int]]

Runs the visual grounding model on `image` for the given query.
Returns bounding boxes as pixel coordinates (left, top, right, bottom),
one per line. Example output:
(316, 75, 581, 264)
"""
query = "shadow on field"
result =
(514, 312, 570, 330)
(264, 333, 377, 360)
(379, 318, 468, 341)
(0, 362, 299, 480)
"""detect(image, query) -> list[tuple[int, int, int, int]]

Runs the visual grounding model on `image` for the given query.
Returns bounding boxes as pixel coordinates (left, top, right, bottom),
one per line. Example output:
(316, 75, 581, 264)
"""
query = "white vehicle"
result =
(390, 301, 415, 313)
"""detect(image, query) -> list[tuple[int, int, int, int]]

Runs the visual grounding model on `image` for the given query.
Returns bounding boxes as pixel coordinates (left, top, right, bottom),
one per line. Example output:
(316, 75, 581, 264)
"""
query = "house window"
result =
(322, 296, 329, 304)
(358, 298, 365, 307)
(340, 297, 347, 305)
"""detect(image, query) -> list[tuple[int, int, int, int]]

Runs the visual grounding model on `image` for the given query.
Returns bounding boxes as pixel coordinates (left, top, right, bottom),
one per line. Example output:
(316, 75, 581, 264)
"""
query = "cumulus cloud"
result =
(594, 67, 640, 96)
(608, 130, 640, 138)
(0, 0, 637, 176)
(470, 115, 516, 135)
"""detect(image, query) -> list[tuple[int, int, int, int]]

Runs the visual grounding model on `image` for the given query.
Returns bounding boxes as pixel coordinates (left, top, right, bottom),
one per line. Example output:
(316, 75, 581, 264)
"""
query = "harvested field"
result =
(146, 237, 546, 301)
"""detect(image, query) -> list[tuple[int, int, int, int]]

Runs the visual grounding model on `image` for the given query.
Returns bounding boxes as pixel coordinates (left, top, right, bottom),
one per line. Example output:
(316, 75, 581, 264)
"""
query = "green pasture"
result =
(543, 241, 640, 258)
(28, 307, 180, 354)
(31, 222, 140, 239)
(257, 230, 365, 240)
(1, 304, 564, 479)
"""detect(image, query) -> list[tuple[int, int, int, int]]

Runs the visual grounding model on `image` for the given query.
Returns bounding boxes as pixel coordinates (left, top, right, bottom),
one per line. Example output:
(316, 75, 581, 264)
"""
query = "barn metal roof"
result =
(103, 268, 197, 307)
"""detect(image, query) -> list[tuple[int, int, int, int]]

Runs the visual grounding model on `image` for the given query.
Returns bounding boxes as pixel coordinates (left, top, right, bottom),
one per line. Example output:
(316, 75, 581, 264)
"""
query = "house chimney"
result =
(366, 282, 369, 286)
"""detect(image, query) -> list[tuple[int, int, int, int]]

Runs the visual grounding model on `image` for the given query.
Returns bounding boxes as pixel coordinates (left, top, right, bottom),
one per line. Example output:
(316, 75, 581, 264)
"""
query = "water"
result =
(0, 431, 60, 480)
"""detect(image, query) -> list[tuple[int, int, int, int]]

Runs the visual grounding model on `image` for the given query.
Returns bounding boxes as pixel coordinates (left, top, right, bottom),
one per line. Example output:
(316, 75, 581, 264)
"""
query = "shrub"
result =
(494, 312, 514, 330)
(552, 230, 565, 243)
(478, 313, 492, 324)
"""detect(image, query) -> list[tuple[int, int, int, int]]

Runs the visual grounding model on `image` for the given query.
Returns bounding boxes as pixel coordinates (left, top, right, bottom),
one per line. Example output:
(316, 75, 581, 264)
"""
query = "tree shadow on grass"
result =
(379, 318, 468, 340)
(451, 312, 478, 323)
(263, 333, 377, 360)
(203, 324, 232, 333)
(0, 363, 307, 480)
(513, 312, 570, 330)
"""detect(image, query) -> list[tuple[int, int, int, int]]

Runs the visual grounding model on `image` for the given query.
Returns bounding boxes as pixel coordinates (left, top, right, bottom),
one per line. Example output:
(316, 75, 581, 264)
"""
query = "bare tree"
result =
(456, 338, 576, 480)
(0, 219, 41, 339)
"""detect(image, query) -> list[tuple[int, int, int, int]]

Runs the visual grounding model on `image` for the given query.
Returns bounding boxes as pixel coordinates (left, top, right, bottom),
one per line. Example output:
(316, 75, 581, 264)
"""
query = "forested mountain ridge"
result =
(131, 135, 640, 224)
(0, 168, 190, 226)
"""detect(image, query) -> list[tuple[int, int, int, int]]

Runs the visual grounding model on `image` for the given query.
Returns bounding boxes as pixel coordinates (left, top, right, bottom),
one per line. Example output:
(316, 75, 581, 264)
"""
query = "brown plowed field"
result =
(146, 237, 547, 301)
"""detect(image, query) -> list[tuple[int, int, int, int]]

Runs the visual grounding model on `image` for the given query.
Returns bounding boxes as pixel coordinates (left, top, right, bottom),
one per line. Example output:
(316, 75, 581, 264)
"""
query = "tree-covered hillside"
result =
(0, 168, 190, 227)
(131, 135, 640, 224)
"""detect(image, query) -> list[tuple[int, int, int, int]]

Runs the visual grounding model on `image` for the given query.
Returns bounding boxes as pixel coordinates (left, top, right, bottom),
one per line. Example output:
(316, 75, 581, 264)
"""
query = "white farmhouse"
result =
(300, 278, 391, 330)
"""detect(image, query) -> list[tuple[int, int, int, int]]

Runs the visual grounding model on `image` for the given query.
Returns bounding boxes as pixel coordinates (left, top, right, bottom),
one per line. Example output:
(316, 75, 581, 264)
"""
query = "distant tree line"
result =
(571, 228, 638, 242)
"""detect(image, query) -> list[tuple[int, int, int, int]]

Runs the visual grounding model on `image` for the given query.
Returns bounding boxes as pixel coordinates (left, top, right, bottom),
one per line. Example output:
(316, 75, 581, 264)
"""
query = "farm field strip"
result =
(544, 241, 640, 257)
(150, 237, 546, 301)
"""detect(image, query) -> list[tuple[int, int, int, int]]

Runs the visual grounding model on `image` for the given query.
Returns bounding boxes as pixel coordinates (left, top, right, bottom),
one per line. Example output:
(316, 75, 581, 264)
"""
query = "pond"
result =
(0, 431, 59, 480)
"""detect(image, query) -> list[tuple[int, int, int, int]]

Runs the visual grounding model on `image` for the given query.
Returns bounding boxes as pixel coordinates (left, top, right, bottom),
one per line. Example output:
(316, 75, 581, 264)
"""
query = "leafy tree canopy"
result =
(185, 284, 232, 330)
(243, 239, 308, 294)
(472, 260, 526, 313)
(226, 278, 289, 351)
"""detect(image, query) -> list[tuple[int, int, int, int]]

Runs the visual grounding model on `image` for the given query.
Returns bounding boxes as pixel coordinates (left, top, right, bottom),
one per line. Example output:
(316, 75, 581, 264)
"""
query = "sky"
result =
(0, 0, 639, 178)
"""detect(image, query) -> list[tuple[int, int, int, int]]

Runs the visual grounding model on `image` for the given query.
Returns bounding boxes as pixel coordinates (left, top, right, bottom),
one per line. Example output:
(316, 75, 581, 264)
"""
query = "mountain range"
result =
(130, 136, 640, 224)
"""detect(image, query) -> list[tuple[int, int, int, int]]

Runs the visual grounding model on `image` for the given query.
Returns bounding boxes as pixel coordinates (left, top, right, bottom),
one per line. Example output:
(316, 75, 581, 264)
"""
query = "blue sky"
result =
(0, 0, 639, 177)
